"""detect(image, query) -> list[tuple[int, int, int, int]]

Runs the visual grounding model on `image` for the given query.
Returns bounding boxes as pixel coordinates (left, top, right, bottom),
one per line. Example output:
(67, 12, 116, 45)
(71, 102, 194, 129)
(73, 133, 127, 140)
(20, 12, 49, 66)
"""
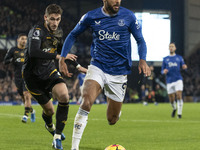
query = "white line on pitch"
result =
(0, 113, 200, 124)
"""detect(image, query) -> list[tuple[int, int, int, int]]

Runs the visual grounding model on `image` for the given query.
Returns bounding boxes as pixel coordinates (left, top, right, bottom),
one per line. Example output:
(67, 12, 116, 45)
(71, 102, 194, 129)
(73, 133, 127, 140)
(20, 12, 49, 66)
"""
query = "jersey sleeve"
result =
(27, 27, 57, 59)
(180, 56, 185, 67)
(161, 58, 166, 74)
(61, 13, 90, 57)
(129, 12, 147, 60)
(4, 47, 15, 64)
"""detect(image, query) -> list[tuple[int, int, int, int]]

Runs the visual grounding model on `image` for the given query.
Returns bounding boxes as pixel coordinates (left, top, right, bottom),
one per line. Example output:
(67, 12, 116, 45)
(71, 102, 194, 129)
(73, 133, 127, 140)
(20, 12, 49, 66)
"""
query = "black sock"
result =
(30, 107, 33, 113)
(24, 107, 30, 116)
(42, 111, 53, 128)
(56, 102, 69, 134)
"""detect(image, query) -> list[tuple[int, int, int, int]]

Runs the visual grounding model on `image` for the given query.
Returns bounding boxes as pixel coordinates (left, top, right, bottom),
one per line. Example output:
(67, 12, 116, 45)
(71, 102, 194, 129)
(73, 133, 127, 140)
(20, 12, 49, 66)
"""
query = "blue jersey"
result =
(78, 73, 86, 86)
(161, 54, 185, 83)
(61, 7, 147, 75)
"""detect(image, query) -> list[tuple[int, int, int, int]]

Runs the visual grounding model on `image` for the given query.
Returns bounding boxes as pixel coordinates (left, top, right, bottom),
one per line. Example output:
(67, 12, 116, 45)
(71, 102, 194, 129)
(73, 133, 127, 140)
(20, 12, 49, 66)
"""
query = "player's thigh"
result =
(175, 80, 183, 99)
(107, 97, 122, 118)
(104, 74, 127, 102)
(52, 82, 69, 103)
(24, 77, 51, 105)
(80, 79, 102, 111)
(23, 81, 32, 100)
(167, 82, 176, 95)
(80, 65, 104, 110)
(15, 77, 23, 97)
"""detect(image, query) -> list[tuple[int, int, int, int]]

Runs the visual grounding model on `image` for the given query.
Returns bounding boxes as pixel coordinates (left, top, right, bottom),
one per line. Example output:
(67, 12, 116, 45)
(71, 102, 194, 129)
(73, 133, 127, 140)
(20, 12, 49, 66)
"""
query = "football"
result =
(105, 144, 126, 150)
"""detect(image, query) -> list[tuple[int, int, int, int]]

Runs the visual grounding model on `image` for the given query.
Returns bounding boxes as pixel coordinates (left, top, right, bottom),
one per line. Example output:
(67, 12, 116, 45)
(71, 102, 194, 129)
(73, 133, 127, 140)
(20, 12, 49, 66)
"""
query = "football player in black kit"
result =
(22, 4, 76, 150)
(4, 33, 36, 123)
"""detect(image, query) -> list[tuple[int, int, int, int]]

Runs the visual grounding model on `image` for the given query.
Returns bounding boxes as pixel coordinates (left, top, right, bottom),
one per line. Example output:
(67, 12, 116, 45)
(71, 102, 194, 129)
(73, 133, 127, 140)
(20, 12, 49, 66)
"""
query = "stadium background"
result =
(0, 0, 200, 104)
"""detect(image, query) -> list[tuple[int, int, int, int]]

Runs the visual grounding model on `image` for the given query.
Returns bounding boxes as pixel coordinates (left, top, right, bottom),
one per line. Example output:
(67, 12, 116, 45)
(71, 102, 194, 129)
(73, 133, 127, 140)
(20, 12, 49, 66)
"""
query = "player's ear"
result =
(44, 14, 47, 21)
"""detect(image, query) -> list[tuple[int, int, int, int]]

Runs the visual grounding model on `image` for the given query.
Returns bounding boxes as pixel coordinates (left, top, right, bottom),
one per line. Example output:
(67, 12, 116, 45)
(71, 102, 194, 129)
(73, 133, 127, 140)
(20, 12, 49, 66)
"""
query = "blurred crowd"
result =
(0, 63, 21, 102)
(0, 0, 200, 103)
(183, 49, 200, 102)
(0, 0, 92, 45)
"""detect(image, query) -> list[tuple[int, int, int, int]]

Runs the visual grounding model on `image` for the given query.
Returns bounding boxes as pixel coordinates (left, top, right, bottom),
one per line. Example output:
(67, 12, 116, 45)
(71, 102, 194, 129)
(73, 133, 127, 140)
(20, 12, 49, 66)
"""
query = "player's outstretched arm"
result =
(76, 65, 87, 74)
(138, 59, 151, 77)
(4, 48, 14, 64)
(59, 57, 73, 77)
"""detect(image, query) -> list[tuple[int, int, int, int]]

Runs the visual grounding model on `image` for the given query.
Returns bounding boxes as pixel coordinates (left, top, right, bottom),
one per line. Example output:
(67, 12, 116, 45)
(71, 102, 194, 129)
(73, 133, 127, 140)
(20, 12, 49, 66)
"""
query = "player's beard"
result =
(105, 0, 120, 14)
(19, 42, 26, 48)
(46, 21, 57, 32)
(170, 50, 175, 55)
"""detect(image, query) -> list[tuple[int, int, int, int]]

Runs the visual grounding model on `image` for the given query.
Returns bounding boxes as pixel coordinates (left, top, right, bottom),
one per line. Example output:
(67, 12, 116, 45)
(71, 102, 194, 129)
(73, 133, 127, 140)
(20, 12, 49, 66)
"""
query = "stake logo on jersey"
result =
(168, 62, 178, 67)
(98, 30, 120, 41)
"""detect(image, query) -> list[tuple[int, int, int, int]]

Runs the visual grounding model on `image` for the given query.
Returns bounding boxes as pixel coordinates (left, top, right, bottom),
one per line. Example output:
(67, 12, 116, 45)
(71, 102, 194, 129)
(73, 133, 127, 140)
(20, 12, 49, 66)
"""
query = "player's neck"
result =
(170, 52, 176, 56)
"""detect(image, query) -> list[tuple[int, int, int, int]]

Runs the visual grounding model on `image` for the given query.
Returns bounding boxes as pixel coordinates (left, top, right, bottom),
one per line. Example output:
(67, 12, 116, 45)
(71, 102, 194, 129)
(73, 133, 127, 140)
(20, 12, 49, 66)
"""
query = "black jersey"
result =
(23, 24, 63, 80)
(4, 46, 25, 79)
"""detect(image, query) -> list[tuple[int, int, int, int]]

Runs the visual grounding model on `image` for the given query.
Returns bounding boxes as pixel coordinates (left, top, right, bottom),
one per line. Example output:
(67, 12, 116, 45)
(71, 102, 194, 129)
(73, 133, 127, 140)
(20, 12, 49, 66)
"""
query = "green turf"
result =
(0, 103, 200, 150)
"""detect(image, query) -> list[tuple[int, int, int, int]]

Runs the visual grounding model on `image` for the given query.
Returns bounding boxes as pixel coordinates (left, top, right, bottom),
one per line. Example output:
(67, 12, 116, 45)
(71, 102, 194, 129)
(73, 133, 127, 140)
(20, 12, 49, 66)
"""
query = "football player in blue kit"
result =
(161, 42, 187, 119)
(59, 0, 151, 149)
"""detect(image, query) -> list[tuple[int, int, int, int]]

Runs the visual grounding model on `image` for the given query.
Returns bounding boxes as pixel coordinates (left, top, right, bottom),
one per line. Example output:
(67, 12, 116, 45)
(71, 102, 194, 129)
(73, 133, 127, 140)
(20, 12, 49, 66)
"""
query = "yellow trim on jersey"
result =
(25, 85, 41, 96)
(49, 69, 57, 77)
(35, 28, 41, 30)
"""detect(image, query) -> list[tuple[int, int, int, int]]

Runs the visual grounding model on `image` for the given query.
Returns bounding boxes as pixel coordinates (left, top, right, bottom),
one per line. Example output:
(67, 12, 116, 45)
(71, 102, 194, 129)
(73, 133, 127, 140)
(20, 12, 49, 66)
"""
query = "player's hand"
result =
(182, 64, 187, 70)
(66, 54, 77, 61)
(163, 69, 168, 74)
(59, 57, 73, 77)
(138, 59, 151, 77)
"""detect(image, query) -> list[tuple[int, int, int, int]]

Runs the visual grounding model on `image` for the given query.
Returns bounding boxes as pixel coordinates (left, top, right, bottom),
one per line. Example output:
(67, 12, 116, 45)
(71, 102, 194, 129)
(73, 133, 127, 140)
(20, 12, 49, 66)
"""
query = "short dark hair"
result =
(170, 42, 176, 46)
(45, 4, 63, 16)
(18, 33, 27, 39)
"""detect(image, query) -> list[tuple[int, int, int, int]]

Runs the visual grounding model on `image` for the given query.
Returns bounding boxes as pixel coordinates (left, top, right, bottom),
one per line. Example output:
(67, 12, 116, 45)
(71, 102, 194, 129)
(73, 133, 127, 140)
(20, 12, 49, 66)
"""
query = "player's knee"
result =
(81, 95, 93, 111)
(45, 109, 54, 116)
(177, 94, 182, 100)
(57, 93, 69, 103)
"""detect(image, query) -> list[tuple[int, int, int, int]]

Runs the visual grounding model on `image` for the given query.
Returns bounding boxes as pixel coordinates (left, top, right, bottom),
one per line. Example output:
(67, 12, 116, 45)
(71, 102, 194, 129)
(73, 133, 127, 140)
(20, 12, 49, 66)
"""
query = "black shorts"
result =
(15, 77, 27, 96)
(23, 70, 65, 105)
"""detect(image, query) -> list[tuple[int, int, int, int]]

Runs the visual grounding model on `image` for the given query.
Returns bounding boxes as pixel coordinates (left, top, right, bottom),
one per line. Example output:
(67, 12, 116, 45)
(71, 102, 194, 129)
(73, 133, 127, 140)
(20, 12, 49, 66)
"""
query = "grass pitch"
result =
(0, 103, 200, 150)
